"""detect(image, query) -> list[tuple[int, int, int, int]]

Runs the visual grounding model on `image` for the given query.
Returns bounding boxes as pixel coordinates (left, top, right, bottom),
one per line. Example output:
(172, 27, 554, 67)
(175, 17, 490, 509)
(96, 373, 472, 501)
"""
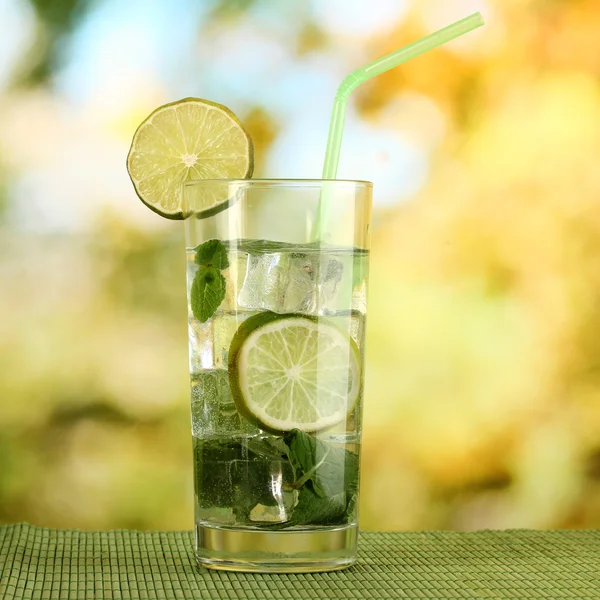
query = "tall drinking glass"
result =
(184, 179, 372, 572)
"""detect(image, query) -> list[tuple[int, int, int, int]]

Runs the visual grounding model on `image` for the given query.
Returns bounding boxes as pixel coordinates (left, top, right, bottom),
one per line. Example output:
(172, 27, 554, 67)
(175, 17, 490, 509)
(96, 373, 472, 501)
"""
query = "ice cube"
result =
(220, 250, 248, 312)
(188, 318, 213, 373)
(190, 371, 218, 435)
(190, 311, 250, 372)
(190, 370, 259, 436)
(212, 312, 249, 370)
(317, 256, 346, 312)
(237, 251, 353, 314)
(321, 252, 369, 314)
(231, 455, 297, 524)
(236, 252, 302, 313)
(281, 252, 319, 313)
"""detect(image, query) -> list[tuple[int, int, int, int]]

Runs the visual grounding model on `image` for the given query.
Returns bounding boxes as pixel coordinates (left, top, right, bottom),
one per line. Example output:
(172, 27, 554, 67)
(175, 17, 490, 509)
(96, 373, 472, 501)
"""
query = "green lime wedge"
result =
(126, 98, 254, 220)
(228, 312, 361, 434)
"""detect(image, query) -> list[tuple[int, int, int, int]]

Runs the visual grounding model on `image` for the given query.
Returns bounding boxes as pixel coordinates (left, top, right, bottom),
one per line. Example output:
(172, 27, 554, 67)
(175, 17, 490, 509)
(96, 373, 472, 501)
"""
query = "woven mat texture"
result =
(1, 524, 599, 599)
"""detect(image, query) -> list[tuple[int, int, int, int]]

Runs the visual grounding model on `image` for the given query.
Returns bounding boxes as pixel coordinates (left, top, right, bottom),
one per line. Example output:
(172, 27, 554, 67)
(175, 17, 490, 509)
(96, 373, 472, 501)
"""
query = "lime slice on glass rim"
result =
(126, 98, 253, 219)
(228, 312, 361, 434)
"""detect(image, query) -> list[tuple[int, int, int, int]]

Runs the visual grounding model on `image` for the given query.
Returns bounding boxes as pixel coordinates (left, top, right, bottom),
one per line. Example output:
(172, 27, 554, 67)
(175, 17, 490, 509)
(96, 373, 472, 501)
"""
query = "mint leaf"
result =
(194, 239, 229, 269)
(284, 429, 359, 499)
(346, 490, 358, 518)
(243, 436, 290, 463)
(191, 266, 226, 322)
(290, 487, 348, 526)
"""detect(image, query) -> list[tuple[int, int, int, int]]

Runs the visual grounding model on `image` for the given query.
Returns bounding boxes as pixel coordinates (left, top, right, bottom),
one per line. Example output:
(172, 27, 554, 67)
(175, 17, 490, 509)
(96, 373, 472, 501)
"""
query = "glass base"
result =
(195, 523, 358, 573)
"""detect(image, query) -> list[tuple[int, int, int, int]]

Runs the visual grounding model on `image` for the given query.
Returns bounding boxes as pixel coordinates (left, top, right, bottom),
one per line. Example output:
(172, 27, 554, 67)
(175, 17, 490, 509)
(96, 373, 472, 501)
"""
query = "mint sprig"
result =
(190, 239, 228, 322)
(194, 432, 359, 527)
(284, 429, 359, 499)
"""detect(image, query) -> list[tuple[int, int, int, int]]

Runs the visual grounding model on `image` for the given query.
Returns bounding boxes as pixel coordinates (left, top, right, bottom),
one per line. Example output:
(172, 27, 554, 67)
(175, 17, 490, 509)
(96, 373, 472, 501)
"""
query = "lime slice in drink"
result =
(229, 312, 361, 433)
(127, 98, 253, 219)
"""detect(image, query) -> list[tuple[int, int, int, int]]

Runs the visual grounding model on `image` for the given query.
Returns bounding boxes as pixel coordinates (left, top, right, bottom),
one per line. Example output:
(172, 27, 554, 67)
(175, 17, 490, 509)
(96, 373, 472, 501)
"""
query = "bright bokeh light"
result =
(57, 0, 212, 108)
(310, 0, 410, 38)
(377, 93, 448, 151)
(196, 20, 294, 108)
(0, 0, 35, 90)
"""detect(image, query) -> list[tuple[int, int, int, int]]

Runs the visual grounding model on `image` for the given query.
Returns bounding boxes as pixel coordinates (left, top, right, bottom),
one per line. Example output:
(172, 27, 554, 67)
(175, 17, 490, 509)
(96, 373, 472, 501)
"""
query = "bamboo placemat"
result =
(1, 524, 599, 599)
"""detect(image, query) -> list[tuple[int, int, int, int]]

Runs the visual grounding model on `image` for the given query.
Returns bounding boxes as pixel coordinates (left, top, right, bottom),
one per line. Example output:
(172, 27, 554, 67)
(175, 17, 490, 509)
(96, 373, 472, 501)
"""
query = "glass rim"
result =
(183, 178, 373, 188)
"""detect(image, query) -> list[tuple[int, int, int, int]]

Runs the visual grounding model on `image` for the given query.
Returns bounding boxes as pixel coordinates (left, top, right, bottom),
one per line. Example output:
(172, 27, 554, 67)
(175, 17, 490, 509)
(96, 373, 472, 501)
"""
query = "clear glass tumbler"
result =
(184, 179, 372, 572)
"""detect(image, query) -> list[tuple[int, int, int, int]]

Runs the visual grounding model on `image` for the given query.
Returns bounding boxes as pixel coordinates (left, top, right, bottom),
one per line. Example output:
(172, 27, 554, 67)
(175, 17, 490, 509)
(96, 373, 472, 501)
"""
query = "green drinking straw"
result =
(314, 12, 484, 239)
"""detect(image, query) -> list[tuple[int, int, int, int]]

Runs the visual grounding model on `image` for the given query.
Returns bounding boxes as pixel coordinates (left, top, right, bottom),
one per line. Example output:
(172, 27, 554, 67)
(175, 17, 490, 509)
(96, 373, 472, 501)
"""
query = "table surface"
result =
(1, 524, 599, 599)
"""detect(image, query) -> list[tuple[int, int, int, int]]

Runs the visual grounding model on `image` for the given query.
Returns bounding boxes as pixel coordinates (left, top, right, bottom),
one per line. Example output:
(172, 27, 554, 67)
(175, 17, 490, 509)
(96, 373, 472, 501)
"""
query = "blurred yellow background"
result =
(1, 0, 600, 532)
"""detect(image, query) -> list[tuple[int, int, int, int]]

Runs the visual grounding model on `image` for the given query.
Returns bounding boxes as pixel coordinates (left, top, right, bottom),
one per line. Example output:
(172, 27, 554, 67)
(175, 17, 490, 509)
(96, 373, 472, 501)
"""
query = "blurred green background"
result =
(1, 0, 600, 532)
